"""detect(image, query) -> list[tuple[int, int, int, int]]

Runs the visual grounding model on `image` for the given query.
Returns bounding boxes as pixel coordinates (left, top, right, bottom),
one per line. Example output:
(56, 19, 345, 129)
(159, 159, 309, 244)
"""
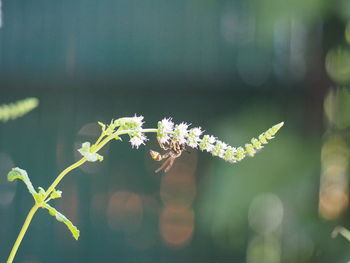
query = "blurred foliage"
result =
(247, 0, 325, 45)
(321, 5, 350, 262)
(326, 48, 350, 84)
(338, 0, 350, 21)
(0, 98, 39, 122)
(324, 88, 350, 129)
(198, 106, 319, 261)
(346, 22, 350, 44)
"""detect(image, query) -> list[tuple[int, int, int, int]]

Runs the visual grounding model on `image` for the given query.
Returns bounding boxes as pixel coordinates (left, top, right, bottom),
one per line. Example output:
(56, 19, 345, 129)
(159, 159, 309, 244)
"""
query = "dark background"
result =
(0, 0, 350, 262)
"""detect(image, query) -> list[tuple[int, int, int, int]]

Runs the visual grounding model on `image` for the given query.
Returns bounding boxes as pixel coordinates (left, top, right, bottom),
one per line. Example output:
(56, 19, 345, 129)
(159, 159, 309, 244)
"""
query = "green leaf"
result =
(38, 187, 46, 195)
(98, 121, 106, 131)
(7, 168, 47, 203)
(50, 189, 62, 199)
(7, 168, 37, 195)
(43, 203, 80, 240)
(31, 187, 46, 203)
(78, 142, 104, 162)
(114, 134, 122, 141)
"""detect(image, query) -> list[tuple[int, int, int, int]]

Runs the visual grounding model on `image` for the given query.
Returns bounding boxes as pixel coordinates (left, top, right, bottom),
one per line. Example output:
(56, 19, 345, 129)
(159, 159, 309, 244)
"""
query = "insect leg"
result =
(158, 140, 170, 151)
(155, 157, 173, 173)
(164, 158, 175, 173)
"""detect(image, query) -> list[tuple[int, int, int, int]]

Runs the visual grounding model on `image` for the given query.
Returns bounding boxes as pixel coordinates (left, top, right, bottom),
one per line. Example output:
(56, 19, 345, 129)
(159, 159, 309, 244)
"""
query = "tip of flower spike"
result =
(273, 122, 284, 131)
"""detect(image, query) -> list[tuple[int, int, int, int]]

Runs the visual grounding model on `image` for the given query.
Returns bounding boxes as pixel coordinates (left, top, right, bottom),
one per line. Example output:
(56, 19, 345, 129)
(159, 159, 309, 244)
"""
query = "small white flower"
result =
(177, 122, 189, 135)
(211, 140, 228, 158)
(187, 127, 203, 148)
(131, 114, 144, 129)
(199, 135, 216, 152)
(157, 118, 174, 143)
(251, 138, 263, 150)
(235, 147, 246, 161)
(173, 122, 189, 144)
(114, 115, 144, 132)
(161, 118, 174, 131)
(208, 135, 216, 144)
(130, 133, 148, 149)
(191, 127, 202, 137)
(219, 142, 228, 158)
(224, 146, 237, 163)
(245, 143, 256, 157)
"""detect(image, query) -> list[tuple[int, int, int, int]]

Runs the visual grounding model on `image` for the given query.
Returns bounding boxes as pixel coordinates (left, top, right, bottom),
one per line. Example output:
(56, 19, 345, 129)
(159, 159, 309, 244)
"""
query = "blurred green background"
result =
(1, 0, 350, 262)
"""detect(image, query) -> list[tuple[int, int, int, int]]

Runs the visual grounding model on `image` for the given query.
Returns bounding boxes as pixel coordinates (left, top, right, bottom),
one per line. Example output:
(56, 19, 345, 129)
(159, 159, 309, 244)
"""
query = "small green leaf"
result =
(7, 168, 37, 195)
(98, 121, 106, 130)
(97, 155, 103, 162)
(78, 142, 104, 162)
(43, 204, 80, 240)
(50, 189, 62, 199)
(38, 187, 46, 195)
(31, 187, 47, 203)
(33, 194, 44, 203)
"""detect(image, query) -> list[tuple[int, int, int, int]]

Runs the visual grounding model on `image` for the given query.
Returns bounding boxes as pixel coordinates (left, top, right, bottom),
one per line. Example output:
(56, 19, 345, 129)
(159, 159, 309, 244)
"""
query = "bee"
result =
(150, 139, 186, 173)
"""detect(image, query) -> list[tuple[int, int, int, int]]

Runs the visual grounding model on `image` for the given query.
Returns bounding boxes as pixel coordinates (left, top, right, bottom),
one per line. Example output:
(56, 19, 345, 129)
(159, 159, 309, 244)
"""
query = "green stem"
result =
(7, 127, 158, 263)
(44, 128, 157, 200)
(7, 204, 40, 263)
(43, 157, 87, 200)
(93, 132, 106, 149)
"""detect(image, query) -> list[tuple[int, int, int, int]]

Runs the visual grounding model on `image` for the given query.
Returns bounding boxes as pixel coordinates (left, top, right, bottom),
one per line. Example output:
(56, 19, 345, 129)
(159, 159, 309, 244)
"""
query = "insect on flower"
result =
(150, 138, 186, 173)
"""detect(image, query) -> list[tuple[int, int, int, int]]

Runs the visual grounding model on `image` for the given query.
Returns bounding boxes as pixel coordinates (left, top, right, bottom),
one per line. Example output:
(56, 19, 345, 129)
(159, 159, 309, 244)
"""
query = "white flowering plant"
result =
(5, 115, 283, 263)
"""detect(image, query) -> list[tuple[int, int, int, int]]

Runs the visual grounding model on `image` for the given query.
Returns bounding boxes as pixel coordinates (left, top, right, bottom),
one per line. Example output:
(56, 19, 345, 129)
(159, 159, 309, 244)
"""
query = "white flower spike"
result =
(157, 118, 174, 144)
(173, 122, 189, 145)
(130, 132, 148, 149)
(199, 135, 216, 152)
(187, 127, 203, 148)
(131, 114, 144, 129)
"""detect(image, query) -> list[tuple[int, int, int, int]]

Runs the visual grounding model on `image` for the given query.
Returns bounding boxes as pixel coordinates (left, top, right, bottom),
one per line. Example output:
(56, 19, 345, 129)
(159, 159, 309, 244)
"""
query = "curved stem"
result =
(44, 128, 157, 200)
(7, 127, 158, 263)
(43, 157, 87, 200)
(93, 131, 107, 149)
(7, 204, 40, 263)
(44, 129, 157, 200)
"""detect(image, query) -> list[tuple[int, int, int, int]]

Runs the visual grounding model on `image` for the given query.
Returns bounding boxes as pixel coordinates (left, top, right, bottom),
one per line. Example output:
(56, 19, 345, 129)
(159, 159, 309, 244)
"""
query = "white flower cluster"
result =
(157, 118, 174, 143)
(157, 118, 284, 163)
(187, 127, 203, 148)
(127, 115, 148, 149)
(157, 118, 203, 147)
